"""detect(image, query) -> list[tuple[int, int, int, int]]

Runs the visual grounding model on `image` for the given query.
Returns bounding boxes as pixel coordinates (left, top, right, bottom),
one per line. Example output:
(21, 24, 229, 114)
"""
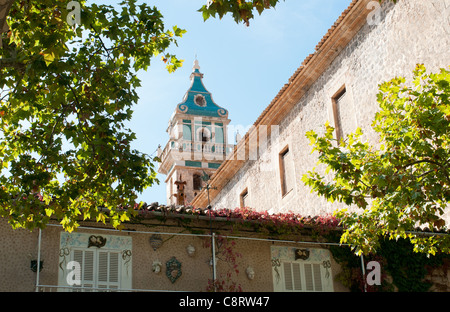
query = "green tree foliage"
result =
(302, 65, 450, 256)
(0, 0, 186, 231)
(199, 0, 283, 26)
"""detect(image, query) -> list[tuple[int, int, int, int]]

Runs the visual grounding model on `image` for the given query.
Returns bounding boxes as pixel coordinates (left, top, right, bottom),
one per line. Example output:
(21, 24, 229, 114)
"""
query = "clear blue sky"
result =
(130, 0, 352, 205)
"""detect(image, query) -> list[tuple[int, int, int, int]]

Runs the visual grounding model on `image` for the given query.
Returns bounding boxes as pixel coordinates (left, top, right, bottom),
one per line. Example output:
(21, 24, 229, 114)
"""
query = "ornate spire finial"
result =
(193, 59, 200, 72)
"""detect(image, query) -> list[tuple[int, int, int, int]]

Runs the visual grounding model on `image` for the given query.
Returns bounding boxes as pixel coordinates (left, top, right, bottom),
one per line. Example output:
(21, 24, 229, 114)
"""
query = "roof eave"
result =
(191, 0, 372, 208)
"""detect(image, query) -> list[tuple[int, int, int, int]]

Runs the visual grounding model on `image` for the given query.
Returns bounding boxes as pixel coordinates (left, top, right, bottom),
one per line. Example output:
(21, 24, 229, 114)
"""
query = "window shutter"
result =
(72, 250, 83, 292)
(71, 249, 95, 291)
(313, 264, 323, 291)
(283, 262, 293, 291)
(109, 252, 119, 283)
(279, 261, 328, 292)
(98, 251, 120, 291)
(283, 262, 302, 291)
(304, 263, 314, 291)
(83, 250, 95, 290)
(292, 263, 302, 291)
(304, 263, 324, 291)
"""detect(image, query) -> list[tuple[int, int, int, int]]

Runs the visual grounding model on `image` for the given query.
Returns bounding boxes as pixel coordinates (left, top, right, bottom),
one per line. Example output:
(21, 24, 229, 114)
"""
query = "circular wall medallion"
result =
(194, 94, 206, 107)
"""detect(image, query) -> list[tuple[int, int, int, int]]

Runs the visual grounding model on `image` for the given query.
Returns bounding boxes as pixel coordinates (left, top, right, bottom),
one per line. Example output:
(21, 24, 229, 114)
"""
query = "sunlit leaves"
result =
(303, 65, 450, 256)
(0, 0, 186, 231)
(198, 0, 397, 26)
(199, 0, 283, 26)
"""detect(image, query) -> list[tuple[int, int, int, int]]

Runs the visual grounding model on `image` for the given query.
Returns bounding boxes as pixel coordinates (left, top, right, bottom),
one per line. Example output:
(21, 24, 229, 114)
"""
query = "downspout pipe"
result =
(212, 232, 217, 292)
(360, 254, 367, 292)
(35, 228, 42, 292)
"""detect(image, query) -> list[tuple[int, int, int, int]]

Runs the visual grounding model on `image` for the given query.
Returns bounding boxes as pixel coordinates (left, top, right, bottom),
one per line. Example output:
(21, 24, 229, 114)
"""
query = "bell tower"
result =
(158, 60, 233, 206)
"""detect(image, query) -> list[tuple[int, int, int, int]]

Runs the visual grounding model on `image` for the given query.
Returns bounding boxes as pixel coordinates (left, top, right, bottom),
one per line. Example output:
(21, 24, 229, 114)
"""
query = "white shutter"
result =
(304, 263, 314, 291)
(313, 264, 323, 291)
(282, 262, 303, 292)
(292, 263, 302, 291)
(71, 250, 83, 292)
(304, 263, 323, 291)
(98, 252, 108, 285)
(280, 261, 328, 292)
(109, 252, 119, 283)
(83, 250, 95, 290)
(97, 251, 120, 291)
(70, 249, 95, 292)
(283, 262, 293, 291)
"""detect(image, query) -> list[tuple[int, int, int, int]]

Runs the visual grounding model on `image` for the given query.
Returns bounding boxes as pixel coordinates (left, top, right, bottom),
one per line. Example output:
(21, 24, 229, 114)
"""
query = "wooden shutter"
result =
(71, 249, 95, 291)
(283, 262, 302, 291)
(283, 262, 293, 291)
(313, 264, 323, 291)
(292, 263, 302, 291)
(98, 251, 120, 291)
(61, 249, 126, 291)
(282, 261, 326, 292)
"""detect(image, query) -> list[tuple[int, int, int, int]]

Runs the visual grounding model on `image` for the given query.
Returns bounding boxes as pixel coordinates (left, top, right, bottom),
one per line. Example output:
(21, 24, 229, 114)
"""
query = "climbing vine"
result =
(203, 235, 243, 292)
(329, 237, 450, 292)
(132, 205, 450, 291)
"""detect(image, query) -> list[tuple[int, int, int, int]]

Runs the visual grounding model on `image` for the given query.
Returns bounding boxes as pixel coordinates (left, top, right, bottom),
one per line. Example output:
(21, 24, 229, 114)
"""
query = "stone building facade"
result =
(192, 0, 450, 220)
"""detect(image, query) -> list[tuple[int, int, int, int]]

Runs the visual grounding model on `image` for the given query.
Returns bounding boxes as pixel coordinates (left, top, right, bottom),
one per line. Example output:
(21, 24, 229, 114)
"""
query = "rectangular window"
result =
(193, 174, 202, 191)
(279, 147, 294, 196)
(240, 188, 248, 208)
(58, 232, 132, 292)
(70, 249, 120, 292)
(332, 86, 346, 144)
(272, 246, 334, 292)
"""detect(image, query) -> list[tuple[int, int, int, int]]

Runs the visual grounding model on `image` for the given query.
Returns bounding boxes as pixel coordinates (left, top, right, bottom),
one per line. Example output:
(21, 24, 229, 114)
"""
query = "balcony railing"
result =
(159, 139, 235, 163)
(35, 285, 186, 292)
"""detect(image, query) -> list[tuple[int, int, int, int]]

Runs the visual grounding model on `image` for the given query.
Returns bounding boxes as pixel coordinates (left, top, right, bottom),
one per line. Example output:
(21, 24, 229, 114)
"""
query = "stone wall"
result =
(211, 0, 450, 218)
(427, 260, 450, 292)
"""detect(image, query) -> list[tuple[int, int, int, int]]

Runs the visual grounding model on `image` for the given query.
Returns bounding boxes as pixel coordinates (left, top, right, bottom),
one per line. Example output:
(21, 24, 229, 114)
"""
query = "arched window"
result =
(196, 127, 211, 143)
(197, 128, 211, 144)
(201, 129, 209, 143)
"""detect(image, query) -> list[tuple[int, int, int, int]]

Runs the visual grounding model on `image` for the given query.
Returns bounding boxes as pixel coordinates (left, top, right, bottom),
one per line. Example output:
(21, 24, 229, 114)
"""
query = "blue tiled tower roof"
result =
(176, 60, 228, 118)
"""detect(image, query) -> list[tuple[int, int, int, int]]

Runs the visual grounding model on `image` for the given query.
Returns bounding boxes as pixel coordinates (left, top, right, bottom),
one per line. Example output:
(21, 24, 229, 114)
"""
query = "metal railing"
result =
(159, 139, 235, 162)
(35, 285, 187, 292)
